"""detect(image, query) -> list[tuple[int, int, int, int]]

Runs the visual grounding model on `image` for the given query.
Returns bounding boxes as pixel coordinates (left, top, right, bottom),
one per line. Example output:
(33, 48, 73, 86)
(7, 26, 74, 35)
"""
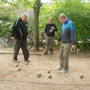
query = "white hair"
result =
(21, 13, 28, 17)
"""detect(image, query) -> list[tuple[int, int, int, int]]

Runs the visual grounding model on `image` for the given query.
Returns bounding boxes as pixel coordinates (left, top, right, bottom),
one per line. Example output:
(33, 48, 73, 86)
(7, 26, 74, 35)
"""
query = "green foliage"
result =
(1, 0, 90, 50)
(0, 0, 36, 37)
(28, 17, 34, 29)
(39, 2, 61, 37)
(40, 0, 90, 49)
(12, 0, 36, 9)
(39, 3, 57, 31)
(52, 0, 90, 49)
(0, 2, 17, 37)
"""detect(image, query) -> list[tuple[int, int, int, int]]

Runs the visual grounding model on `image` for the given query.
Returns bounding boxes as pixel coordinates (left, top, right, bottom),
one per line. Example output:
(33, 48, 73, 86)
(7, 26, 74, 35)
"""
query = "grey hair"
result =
(59, 14, 67, 19)
(21, 13, 28, 17)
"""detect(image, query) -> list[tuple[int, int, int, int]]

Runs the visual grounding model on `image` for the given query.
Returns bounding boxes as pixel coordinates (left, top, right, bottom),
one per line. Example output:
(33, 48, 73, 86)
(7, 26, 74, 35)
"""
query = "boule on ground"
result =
(47, 69, 51, 74)
(80, 74, 83, 79)
(37, 73, 41, 77)
(48, 74, 52, 78)
(15, 64, 18, 67)
(18, 67, 21, 71)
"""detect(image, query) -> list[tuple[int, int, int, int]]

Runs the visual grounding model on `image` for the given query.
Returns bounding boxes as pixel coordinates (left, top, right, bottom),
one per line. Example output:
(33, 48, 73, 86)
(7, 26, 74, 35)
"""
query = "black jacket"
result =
(44, 23, 58, 37)
(11, 18, 28, 40)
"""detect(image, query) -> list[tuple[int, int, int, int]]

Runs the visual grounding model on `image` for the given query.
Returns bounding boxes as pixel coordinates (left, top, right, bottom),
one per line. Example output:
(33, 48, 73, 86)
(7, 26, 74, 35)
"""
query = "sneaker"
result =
(56, 66, 63, 70)
(60, 69, 69, 73)
(25, 60, 30, 63)
(43, 52, 47, 55)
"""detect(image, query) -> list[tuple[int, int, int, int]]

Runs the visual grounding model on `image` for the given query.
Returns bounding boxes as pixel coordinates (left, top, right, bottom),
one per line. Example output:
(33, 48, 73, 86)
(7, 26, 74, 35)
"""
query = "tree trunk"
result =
(33, 0, 41, 51)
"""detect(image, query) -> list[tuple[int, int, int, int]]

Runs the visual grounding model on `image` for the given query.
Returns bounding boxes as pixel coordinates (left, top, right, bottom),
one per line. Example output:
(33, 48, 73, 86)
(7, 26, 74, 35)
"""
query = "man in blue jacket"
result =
(56, 14, 76, 73)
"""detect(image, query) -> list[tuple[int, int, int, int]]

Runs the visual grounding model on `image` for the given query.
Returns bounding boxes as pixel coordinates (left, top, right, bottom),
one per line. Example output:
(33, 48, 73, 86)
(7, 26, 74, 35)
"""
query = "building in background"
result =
(15, 6, 34, 18)
(15, 0, 52, 18)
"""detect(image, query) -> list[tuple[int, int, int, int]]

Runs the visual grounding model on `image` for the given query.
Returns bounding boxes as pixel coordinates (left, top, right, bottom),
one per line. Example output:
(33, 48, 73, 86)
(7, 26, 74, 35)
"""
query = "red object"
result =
(14, 74, 17, 77)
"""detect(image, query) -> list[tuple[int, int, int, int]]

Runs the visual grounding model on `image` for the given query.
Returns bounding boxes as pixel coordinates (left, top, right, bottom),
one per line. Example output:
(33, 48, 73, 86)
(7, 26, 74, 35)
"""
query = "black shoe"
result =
(44, 52, 48, 55)
(25, 60, 30, 63)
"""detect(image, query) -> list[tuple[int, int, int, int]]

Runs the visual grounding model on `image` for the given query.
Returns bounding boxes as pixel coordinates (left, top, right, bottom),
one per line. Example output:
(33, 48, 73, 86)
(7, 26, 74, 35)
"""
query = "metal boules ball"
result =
(47, 69, 51, 74)
(48, 74, 52, 78)
(18, 67, 21, 71)
(80, 74, 83, 79)
(15, 64, 18, 67)
(37, 73, 41, 77)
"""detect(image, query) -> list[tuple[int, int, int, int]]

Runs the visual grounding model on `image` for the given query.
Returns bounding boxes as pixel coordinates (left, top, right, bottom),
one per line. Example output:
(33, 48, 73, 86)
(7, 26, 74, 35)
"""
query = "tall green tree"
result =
(33, 0, 41, 51)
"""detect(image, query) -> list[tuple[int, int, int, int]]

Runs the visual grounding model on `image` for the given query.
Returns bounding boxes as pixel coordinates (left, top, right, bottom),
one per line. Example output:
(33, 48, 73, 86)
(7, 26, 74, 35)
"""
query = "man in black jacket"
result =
(11, 13, 29, 63)
(44, 18, 58, 55)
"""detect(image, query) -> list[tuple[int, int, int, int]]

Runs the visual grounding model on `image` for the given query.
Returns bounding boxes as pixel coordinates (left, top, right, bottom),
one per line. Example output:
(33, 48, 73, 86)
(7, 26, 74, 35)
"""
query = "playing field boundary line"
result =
(0, 79, 90, 86)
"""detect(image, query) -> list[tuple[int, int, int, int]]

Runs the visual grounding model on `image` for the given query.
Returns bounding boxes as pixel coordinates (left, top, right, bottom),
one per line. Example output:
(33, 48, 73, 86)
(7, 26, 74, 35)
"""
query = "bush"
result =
(0, 3, 17, 37)
(52, 0, 90, 50)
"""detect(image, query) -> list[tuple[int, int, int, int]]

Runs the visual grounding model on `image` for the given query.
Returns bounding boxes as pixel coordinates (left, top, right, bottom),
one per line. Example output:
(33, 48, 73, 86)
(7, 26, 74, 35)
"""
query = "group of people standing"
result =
(11, 13, 76, 74)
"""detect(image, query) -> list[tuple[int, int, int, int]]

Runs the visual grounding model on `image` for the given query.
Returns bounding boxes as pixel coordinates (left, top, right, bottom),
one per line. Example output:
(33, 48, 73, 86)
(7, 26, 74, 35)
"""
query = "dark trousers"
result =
(13, 39, 29, 60)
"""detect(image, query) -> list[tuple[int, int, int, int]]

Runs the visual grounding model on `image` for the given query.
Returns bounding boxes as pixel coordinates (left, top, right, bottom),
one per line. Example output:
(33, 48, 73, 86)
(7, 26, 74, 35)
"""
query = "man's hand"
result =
(56, 41, 59, 46)
(26, 36, 28, 38)
(72, 45, 76, 49)
(43, 33, 46, 36)
(11, 37, 15, 41)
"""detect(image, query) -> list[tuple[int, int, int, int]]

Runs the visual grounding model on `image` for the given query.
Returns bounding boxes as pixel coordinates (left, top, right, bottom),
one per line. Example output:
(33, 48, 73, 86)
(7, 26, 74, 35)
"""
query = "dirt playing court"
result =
(0, 45, 90, 90)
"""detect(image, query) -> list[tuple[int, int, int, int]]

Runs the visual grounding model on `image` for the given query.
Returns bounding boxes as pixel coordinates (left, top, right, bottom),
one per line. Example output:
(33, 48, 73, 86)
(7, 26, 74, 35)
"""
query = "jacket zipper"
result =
(18, 27, 22, 40)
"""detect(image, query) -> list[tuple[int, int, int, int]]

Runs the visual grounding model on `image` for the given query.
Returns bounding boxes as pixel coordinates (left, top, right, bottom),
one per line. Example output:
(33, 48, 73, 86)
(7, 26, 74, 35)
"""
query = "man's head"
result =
(21, 13, 28, 22)
(59, 14, 67, 24)
(48, 17, 53, 24)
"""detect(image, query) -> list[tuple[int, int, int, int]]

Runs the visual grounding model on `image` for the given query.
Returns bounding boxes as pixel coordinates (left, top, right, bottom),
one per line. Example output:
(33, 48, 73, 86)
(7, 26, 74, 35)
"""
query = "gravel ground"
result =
(0, 44, 90, 90)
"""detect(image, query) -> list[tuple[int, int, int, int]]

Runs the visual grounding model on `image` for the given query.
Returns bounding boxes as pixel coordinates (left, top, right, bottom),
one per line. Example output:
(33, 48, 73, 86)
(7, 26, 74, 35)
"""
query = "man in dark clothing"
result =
(44, 18, 58, 55)
(11, 13, 29, 63)
(56, 14, 76, 73)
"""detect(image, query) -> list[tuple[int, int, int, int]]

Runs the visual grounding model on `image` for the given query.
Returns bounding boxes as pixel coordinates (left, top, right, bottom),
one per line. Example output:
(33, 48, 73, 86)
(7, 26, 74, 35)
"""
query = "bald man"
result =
(11, 13, 29, 63)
